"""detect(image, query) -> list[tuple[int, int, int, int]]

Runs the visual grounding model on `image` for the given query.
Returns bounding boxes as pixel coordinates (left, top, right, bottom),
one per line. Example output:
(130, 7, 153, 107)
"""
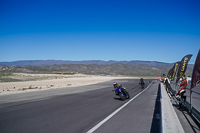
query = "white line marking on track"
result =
(86, 81, 153, 133)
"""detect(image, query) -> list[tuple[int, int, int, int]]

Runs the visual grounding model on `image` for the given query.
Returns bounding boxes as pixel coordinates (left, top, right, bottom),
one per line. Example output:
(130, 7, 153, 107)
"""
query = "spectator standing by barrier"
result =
(175, 75, 187, 108)
(164, 74, 171, 93)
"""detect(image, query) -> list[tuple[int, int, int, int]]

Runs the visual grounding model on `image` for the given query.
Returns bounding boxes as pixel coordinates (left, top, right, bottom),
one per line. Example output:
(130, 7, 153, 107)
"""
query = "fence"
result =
(170, 82, 200, 121)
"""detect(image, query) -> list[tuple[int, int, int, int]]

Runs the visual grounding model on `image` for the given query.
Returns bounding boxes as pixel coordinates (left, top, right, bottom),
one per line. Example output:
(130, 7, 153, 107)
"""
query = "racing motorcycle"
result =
(139, 82, 145, 88)
(114, 85, 130, 101)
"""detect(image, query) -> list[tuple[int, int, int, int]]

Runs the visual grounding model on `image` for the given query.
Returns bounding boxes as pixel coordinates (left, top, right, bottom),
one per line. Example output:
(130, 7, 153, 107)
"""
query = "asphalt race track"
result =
(0, 79, 156, 133)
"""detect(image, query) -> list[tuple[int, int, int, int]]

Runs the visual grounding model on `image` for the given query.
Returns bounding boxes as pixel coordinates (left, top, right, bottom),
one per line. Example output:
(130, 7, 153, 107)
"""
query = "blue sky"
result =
(0, 0, 200, 63)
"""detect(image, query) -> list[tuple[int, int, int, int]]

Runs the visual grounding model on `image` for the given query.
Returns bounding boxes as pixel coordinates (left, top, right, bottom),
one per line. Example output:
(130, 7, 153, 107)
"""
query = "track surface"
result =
(0, 79, 156, 133)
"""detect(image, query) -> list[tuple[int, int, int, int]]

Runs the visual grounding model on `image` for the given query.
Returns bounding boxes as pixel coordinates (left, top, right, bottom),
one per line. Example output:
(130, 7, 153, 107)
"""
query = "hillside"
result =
(0, 63, 193, 77)
(0, 60, 173, 67)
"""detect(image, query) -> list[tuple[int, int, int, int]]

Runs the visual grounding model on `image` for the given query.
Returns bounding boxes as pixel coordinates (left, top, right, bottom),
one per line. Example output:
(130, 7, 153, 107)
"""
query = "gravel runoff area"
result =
(0, 73, 155, 95)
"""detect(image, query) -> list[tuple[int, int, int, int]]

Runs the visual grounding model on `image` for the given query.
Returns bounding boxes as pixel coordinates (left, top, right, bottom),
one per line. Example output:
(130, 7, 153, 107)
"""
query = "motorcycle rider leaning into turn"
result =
(113, 82, 130, 100)
(139, 78, 145, 88)
(113, 82, 125, 95)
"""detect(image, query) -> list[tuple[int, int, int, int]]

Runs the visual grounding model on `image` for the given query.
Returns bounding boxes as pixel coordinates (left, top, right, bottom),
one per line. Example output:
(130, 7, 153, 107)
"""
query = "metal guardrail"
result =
(188, 88, 200, 95)
(192, 106, 200, 120)
(170, 84, 200, 121)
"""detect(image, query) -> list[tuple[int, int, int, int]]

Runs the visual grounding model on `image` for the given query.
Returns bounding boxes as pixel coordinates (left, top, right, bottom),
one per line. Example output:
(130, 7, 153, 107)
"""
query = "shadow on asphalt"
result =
(150, 83, 161, 133)
(113, 97, 129, 101)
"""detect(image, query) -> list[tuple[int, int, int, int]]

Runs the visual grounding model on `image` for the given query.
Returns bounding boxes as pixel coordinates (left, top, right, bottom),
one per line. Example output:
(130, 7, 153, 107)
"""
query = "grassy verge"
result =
(0, 72, 23, 82)
(0, 78, 23, 82)
(52, 72, 75, 75)
(0, 72, 13, 77)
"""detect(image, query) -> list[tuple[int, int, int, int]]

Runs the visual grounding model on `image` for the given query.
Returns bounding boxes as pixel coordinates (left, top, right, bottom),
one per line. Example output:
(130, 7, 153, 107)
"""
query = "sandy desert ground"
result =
(0, 73, 139, 94)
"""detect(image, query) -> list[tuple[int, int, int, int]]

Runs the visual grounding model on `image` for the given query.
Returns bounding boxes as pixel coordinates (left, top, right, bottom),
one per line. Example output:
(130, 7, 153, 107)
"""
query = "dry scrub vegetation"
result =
(0, 72, 128, 94)
(0, 72, 76, 82)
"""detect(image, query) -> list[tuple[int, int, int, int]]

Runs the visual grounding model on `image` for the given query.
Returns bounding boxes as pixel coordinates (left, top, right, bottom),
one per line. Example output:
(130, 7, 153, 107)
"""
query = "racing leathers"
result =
(139, 78, 145, 86)
(176, 78, 188, 107)
(114, 84, 126, 95)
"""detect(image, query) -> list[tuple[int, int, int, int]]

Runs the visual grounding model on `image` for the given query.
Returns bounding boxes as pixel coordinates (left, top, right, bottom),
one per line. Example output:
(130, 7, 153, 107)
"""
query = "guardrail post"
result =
(175, 84, 177, 93)
(190, 89, 192, 113)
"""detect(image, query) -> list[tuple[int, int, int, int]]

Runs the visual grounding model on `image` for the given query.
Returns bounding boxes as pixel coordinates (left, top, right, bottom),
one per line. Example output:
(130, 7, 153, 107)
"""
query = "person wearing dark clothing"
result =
(139, 78, 145, 88)
(164, 75, 171, 93)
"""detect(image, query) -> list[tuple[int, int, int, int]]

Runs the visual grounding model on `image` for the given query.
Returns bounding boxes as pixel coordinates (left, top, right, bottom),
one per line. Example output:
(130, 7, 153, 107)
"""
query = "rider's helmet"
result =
(182, 74, 186, 79)
(113, 82, 118, 88)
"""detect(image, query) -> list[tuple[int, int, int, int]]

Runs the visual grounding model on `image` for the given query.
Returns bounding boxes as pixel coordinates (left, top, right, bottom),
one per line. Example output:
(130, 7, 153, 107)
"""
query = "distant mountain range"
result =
(0, 60, 194, 76)
(0, 60, 173, 67)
